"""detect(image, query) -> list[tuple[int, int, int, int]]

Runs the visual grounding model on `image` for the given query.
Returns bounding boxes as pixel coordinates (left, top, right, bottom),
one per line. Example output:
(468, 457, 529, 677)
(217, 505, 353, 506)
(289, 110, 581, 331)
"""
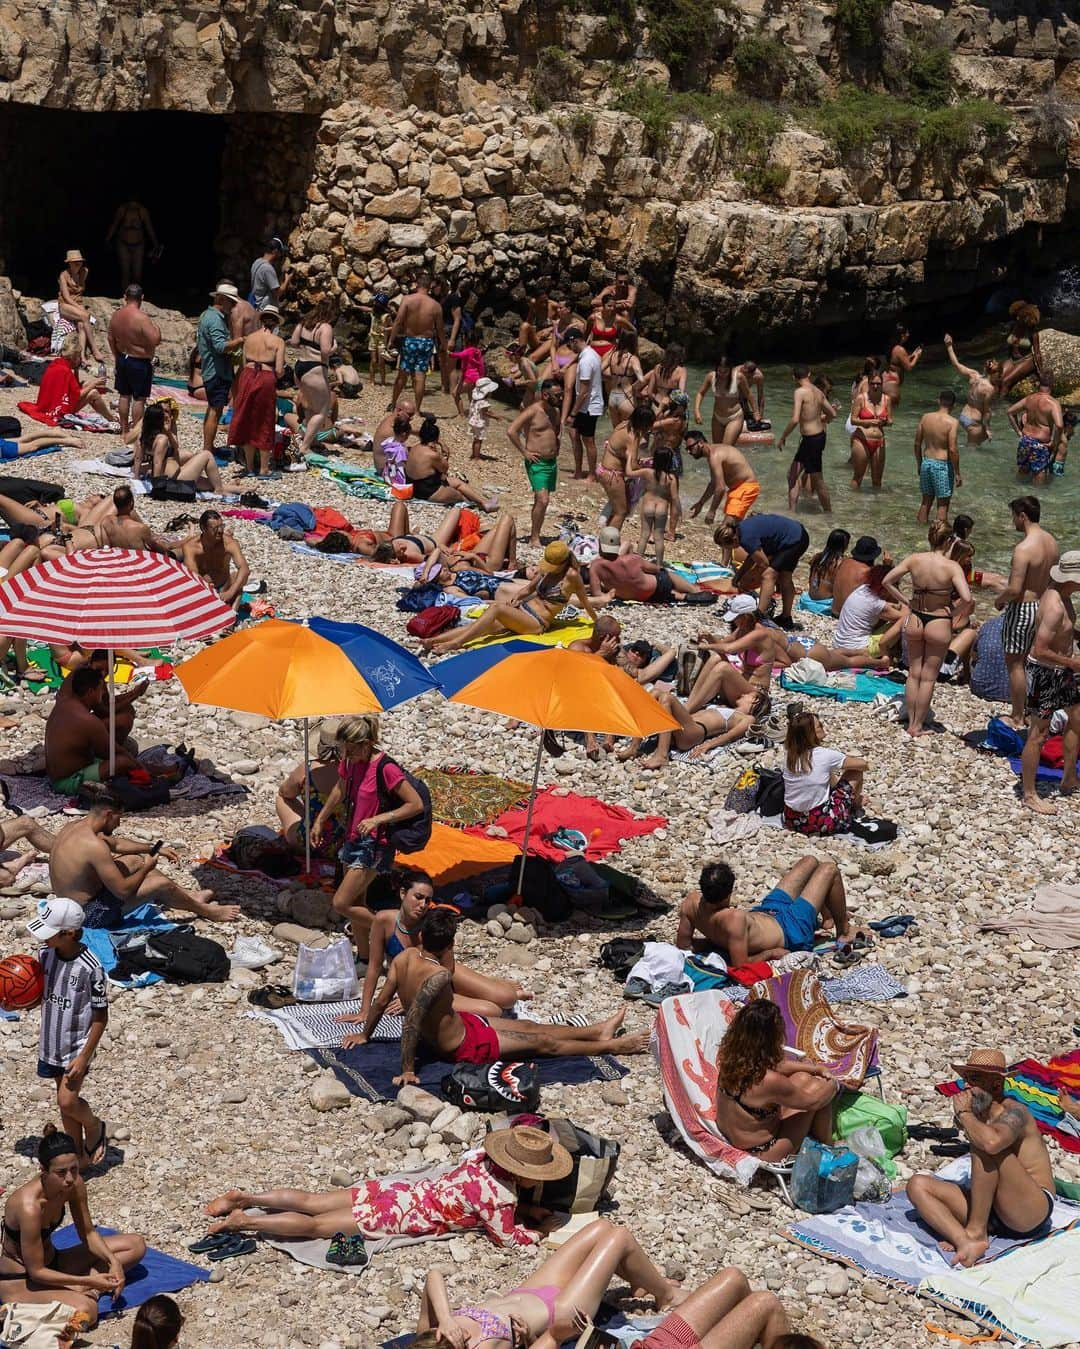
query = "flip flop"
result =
(207, 1236, 257, 1261)
(85, 1122, 107, 1166)
(188, 1232, 235, 1254)
(909, 1124, 961, 1142)
(834, 946, 867, 967)
(873, 920, 912, 940)
(868, 915, 916, 933)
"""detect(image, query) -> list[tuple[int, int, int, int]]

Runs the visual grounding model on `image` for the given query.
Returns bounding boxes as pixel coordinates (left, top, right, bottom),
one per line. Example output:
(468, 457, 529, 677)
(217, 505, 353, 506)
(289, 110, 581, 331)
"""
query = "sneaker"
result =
(228, 936, 280, 970)
(734, 736, 770, 756)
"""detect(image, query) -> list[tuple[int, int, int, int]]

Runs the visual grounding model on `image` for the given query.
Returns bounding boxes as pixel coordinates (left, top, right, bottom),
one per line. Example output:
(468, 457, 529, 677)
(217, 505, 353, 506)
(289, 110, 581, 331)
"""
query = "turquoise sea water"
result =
(672, 354, 1077, 575)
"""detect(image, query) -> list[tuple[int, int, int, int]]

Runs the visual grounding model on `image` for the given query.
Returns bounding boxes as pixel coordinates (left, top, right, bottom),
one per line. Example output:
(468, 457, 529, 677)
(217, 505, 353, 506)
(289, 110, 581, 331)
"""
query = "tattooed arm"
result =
(953, 1089, 1030, 1154)
(396, 967, 452, 1087)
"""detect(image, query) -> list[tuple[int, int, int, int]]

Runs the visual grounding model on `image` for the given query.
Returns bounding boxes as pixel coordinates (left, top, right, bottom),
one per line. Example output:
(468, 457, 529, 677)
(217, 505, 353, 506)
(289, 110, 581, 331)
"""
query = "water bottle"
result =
(295, 977, 316, 1001)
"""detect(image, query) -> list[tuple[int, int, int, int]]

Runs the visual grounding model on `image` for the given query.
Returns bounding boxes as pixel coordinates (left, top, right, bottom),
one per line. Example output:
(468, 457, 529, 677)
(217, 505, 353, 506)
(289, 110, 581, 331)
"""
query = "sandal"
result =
(188, 1232, 235, 1254)
(834, 946, 867, 967)
(207, 1236, 257, 1262)
(868, 914, 916, 933)
(326, 1231, 369, 1268)
(85, 1121, 107, 1166)
(909, 1124, 960, 1142)
(247, 984, 296, 1010)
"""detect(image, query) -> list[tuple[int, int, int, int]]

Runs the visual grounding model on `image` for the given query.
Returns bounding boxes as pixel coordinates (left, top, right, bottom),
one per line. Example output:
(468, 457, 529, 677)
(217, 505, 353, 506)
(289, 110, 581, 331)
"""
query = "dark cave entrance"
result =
(0, 105, 318, 313)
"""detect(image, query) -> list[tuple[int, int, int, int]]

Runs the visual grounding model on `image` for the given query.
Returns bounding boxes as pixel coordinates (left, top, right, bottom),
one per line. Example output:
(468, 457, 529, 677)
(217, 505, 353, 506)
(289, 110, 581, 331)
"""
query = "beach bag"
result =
(0, 1300, 74, 1348)
(597, 939, 645, 980)
(790, 1137, 859, 1214)
(442, 1060, 541, 1113)
(150, 476, 196, 502)
(834, 1090, 908, 1157)
(985, 715, 1026, 758)
(91, 774, 170, 811)
(293, 936, 360, 1002)
(754, 767, 785, 816)
(724, 765, 762, 815)
(226, 829, 301, 877)
(374, 754, 433, 853)
(405, 605, 458, 639)
(532, 1118, 621, 1213)
(113, 927, 229, 984)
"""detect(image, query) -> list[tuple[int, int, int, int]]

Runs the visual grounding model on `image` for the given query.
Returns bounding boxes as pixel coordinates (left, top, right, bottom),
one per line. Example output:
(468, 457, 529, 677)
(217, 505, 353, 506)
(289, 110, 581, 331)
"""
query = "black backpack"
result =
(597, 939, 645, 981)
(112, 927, 229, 983)
(755, 767, 785, 817)
(441, 1061, 541, 1113)
(374, 754, 433, 853)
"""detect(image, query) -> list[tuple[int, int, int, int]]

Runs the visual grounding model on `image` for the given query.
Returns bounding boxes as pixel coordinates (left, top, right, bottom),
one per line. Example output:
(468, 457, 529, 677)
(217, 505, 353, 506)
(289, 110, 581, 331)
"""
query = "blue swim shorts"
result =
(751, 887, 818, 951)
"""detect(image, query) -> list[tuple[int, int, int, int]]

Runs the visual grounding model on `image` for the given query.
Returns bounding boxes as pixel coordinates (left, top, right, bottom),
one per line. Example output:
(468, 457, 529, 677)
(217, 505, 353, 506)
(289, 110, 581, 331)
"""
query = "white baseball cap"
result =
(598, 526, 622, 558)
(725, 594, 759, 618)
(26, 896, 85, 940)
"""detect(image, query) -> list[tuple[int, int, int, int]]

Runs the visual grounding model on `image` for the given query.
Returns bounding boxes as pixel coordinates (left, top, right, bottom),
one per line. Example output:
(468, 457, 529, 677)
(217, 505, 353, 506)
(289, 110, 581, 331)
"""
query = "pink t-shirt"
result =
(339, 752, 404, 839)
(452, 347, 485, 383)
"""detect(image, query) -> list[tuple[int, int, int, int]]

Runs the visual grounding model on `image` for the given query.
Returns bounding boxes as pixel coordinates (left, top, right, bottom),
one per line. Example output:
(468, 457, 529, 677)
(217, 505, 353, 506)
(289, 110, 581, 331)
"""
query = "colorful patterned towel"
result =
(416, 766, 531, 827)
(937, 1050, 1080, 1155)
(467, 788, 666, 862)
(668, 561, 734, 584)
(747, 968, 879, 1087)
(306, 454, 390, 500)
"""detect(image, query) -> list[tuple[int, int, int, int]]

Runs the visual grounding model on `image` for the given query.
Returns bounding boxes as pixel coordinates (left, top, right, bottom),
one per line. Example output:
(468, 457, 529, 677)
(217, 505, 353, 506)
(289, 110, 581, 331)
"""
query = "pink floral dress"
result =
(350, 1153, 540, 1247)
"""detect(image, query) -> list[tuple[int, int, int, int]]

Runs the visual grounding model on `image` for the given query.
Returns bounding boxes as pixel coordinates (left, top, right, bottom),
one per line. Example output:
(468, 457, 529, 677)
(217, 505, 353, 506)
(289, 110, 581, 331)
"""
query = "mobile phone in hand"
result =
(150, 840, 163, 855)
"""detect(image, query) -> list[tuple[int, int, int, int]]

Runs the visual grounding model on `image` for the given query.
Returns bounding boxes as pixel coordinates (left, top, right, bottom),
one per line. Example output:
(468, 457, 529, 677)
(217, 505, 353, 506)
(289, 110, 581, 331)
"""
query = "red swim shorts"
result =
(638, 1313, 702, 1349)
(453, 1011, 501, 1064)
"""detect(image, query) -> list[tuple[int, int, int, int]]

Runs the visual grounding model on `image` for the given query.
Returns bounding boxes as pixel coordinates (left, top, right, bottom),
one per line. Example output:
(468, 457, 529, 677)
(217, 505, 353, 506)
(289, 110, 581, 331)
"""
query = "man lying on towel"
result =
(675, 856, 863, 964)
(343, 909, 648, 1080)
(908, 1048, 1056, 1267)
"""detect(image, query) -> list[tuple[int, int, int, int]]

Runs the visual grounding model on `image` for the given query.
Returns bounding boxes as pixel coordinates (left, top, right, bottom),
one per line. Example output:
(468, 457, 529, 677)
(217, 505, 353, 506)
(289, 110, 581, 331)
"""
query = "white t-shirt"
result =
(833, 584, 886, 651)
(783, 746, 846, 814)
(576, 346, 605, 416)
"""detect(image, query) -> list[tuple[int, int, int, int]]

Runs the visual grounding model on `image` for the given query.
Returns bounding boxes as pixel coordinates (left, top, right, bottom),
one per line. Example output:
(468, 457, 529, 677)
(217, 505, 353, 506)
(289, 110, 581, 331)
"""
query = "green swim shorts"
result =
(525, 457, 558, 493)
(50, 758, 105, 796)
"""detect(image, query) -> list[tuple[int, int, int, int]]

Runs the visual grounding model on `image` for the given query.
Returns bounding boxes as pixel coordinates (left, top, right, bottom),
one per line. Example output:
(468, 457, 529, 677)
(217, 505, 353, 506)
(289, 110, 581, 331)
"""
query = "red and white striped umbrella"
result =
(0, 548, 236, 647)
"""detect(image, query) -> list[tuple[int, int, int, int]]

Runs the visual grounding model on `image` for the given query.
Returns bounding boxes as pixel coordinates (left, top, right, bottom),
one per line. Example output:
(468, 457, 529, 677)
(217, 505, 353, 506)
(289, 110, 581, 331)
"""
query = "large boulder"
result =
(0, 278, 25, 349)
(1035, 328, 1080, 398)
(82, 297, 196, 378)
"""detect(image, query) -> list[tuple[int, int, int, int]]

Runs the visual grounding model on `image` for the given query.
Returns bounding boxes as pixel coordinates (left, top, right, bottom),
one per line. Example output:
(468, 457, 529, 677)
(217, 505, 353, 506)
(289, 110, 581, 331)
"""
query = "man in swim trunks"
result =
(49, 798, 239, 925)
(387, 273, 446, 413)
(908, 1048, 1056, 1268)
(350, 910, 650, 1080)
(181, 509, 250, 610)
(914, 390, 961, 524)
(995, 495, 1059, 727)
(507, 378, 562, 544)
(1019, 550, 1080, 814)
(674, 856, 859, 964)
(777, 364, 835, 513)
(1008, 371, 1062, 486)
(106, 285, 161, 436)
(588, 527, 712, 604)
(685, 432, 760, 540)
(44, 666, 142, 792)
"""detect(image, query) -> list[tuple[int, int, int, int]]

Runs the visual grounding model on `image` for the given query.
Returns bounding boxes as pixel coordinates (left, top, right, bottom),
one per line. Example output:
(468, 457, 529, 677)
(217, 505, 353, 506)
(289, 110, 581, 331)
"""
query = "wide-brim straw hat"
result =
(316, 717, 342, 753)
(65, 249, 86, 264)
(483, 1125, 573, 1181)
(951, 1047, 1008, 1080)
(211, 282, 240, 303)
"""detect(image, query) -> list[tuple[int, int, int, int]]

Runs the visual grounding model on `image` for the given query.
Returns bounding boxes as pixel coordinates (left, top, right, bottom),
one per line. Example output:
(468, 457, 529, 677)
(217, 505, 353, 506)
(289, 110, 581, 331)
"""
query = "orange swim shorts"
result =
(724, 479, 760, 520)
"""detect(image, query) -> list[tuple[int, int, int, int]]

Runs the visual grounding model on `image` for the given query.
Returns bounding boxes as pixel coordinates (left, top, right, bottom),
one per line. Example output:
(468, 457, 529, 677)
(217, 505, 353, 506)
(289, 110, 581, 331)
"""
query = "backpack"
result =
(112, 926, 229, 984)
(405, 605, 458, 639)
(441, 1060, 541, 1113)
(374, 754, 433, 853)
(514, 1117, 621, 1214)
(227, 828, 302, 877)
(85, 774, 170, 811)
(597, 939, 645, 981)
(150, 476, 197, 502)
(754, 767, 785, 816)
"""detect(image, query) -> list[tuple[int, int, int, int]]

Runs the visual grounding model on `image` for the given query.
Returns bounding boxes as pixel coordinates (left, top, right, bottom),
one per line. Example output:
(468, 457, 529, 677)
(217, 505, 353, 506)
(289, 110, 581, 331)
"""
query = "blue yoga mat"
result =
(307, 1043, 628, 1104)
(52, 1225, 208, 1316)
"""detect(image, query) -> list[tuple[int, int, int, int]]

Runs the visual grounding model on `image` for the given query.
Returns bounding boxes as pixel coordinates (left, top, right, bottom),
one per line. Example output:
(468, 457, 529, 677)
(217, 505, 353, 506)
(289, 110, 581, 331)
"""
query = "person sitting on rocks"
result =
(782, 711, 867, 837)
(832, 565, 906, 665)
(45, 666, 142, 792)
(346, 909, 649, 1073)
(56, 647, 149, 748)
(0, 1126, 147, 1340)
(907, 1048, 1056, 1267)
(181, 509, 250, 610)
(200, 1124, 572, 1247)
(0, 811, 56, 889)
(275, 717, 349, 860)
(404, 416, 497, 511)
(675, 856, 861, 963)
(715, 1000, 839, 1161)
(48, 795, 239, 925)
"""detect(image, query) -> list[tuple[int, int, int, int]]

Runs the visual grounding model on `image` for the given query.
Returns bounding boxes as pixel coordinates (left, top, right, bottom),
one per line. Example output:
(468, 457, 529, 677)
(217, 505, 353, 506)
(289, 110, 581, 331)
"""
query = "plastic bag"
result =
(853, 1155, 892, 1203)
(293, 937, 359, 1002)
(790, 1137, 858, 1213)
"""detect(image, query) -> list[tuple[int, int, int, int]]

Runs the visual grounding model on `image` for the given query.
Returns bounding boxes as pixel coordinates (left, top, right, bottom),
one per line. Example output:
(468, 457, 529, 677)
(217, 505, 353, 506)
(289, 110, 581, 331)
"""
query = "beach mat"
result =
(466, 788, 666, 862)
(306, 1043, 628, 1104)
(52, 1225, 208, 1316)
(416, 767, 531, 828)
(0, 773, 71, 814)
(249, 998, 404, 1050)
(81, 902, 175, 989)
(461, 617, 596, 650)
(937, 1051, 1080, 1155)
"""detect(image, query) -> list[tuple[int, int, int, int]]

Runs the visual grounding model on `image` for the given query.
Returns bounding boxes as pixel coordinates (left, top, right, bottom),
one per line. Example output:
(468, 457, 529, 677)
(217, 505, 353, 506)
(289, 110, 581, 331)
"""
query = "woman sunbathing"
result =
(414, 513, 519, 599)
(621, 687, 765, 770)
(715, 1001, 839, 1162)
(716, 595, 893, 675)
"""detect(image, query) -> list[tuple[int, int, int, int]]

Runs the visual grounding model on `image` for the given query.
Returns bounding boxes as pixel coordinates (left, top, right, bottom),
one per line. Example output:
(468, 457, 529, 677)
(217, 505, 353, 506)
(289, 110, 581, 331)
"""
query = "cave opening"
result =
(0, 104, 319, 314)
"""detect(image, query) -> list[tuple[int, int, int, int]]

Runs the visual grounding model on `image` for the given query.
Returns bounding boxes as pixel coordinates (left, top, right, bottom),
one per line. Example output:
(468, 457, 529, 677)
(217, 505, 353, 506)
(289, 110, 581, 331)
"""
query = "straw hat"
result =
(211, 282, 240, 303)
(538, 540, 571, 574)
(951, 1047, 1008, 1080)
(64, 249, 86, 264)
(483, 1126, 573, 1181)
(260, 303, 281, 321)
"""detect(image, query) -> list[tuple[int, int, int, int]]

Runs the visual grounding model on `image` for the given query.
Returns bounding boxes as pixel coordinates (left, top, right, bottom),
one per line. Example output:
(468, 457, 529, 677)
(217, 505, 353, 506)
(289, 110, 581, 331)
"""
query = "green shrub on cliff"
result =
(834, 0, 890, 48)
(732, 31, 791, 99)
(885, 36, 952, 104)
(642, 0, 725, 81)
(814, 84, 1011, 155)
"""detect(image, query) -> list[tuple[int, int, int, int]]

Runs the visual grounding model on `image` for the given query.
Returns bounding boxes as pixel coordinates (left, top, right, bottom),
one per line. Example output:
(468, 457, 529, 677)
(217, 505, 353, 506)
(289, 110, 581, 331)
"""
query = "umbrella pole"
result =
(514, 728, 545, 899)
(303, 717, 311, 875)
(108, 647, 116, 778)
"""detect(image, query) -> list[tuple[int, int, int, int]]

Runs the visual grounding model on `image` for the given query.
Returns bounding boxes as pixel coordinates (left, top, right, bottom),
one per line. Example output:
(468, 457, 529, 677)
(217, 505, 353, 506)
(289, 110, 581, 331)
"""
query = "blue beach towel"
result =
(82, 903, 176, 988)
(307, 1043, 628, 1104)
(797, 594, 834, 615)
(52, 1225, 208, 1316)
(780, 670, 897, 703)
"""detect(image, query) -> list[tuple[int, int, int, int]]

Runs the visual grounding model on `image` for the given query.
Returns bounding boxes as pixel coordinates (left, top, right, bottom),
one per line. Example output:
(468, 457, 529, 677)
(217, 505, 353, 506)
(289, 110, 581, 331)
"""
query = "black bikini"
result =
(720, 1086, 781, 1154)
(2, 1203, 67, 1268)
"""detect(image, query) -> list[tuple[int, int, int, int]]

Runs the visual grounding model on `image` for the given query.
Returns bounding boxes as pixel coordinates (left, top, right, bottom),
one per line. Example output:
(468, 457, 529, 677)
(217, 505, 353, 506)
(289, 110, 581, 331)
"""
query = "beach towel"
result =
(18, 357, 80, 426)
(0, 773, 71, 814)
(149, 378, 206, 408)
(783, 1167, 1080, 1292)
(467, 789, 666, 862)
(396, 823, 520, 884)
(797, 594, 835, 614)
(462, 617, 596, 650)
(248, 997, 405, 1050)
(780, 669, 896, 703)
(205, 837, 338, 892)
(747, 968, 878, 1087)
(668, 561, 734, 585)
(721, 964, 907, 1007)
(51, 1225, 208, 1316)
(67, 459, 151, 491)
(21, 645, 168, 694)
(306, 454, 390, 500)
(81, 902, 175, 989)
(416, 767, 531, 827)
(980, 882, 1080, 950)
(307, 1043, 627, 1104)
(919, 1227, 1080, 1347)
(937, 1051, 1080, 1155)
(1008, 756, 1065, 782)
(289, 541, 368, 564)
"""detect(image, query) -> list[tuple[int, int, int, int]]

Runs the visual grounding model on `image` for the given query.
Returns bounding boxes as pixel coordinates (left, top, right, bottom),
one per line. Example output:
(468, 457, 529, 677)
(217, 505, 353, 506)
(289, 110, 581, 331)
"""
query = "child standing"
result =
(28, 897, 109, 1167)
(365, 294, 393, 387)
(451, 327, 486, 415)
(467, 377, 504, 460)
(628, 447, 678, 567)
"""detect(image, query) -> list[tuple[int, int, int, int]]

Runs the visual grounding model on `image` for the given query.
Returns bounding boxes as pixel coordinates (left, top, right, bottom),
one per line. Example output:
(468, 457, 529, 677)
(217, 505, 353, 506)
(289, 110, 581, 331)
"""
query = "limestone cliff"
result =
(1, 0, 1078, 347)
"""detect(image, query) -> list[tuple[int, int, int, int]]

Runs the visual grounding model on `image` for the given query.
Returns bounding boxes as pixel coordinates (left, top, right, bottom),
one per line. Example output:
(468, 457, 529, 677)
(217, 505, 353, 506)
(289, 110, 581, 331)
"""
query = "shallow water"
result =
(670, 354, 1078, 575)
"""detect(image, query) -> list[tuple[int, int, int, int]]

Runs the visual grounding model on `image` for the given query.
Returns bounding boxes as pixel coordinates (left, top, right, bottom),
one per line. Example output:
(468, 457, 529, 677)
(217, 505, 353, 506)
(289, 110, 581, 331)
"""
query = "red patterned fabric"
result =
(227, 365, 277, 454)
(467, 787, 666, 861)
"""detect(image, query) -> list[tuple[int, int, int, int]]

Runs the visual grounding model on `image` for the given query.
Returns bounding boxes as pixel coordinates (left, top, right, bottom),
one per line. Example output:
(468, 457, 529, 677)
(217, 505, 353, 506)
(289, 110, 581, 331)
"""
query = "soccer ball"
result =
(0, 954, 45, 1011)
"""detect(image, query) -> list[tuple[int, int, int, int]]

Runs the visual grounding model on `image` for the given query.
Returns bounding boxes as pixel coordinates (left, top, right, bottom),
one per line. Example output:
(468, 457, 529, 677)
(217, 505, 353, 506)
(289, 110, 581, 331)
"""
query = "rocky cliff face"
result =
(2, 0, 1078, 348)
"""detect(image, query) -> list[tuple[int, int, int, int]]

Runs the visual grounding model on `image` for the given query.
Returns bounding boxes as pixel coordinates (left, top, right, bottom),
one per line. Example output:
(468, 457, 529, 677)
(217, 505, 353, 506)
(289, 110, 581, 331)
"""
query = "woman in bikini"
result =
(421, 541, 598, 655)
(709, 598, 892, 677)
(883, 521, 972, 737)
(693, 354, 746, 446)
(636, 343, 687, 410)
(57, 250, 104, 368)
(105, 200, 157, 291)
(0, 1127, 147, 1343)
(807, 528, 851, 601)
(634, 686, 761, 770)
(943, 335, 1000, 447)
(882, 324, 922, 408)
(135, 400, 222, 491)
(850, 373, 892, 488)
(185, 346, 207, 401)
(288, 299, 337, 455)
(602, 330, 644, 429)
(628, 445, 677, 567)
(1001, 301, 1043, 394)
(585, 295, 630, 364)
(229, 305, 286, 477)
(411, 1218, 685, 1349)
(715, 1001, 839, 1161)
(597, 403, 652, 530)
